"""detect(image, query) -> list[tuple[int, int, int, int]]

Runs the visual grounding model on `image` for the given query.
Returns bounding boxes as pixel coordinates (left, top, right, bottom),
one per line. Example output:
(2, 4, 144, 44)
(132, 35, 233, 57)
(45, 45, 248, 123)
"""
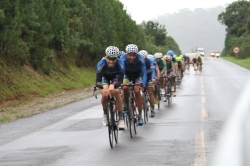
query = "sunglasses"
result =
(107, 56, 118, 61)
(127, 53, 137, 57)
(156, 58, 161, 60)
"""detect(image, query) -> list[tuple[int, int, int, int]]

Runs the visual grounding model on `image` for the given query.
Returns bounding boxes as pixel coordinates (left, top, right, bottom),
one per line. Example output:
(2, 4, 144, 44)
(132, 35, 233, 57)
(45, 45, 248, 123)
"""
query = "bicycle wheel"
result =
(142, 94, 147, 124)
(107, 99, 114, 148)
(146, 96, 150, 121)
(157, 83, 161, 110)
(123, 110, 129, 128)
(129, 98, 136, 138)
(178, 70, 182, 85)
(167, 83, 171, 106)
(113, 108, 118, 143)
(132, 100, 137, 135)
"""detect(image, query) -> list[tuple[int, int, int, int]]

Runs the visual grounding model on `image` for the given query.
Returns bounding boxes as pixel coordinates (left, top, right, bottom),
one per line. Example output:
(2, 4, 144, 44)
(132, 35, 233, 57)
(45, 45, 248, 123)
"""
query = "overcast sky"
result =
(118, 0, 237, 23)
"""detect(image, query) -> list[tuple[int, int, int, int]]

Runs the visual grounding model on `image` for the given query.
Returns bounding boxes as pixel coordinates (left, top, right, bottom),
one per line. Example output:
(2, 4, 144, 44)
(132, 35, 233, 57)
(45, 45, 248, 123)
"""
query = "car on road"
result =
(210, 51, 216, 57)
(215, 52, 220, 58)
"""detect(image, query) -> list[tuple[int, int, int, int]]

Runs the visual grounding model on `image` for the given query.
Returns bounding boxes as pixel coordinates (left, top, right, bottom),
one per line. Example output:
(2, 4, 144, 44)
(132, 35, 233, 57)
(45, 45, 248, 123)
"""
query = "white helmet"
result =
(125, 44, 138, 54)
(105, 46, 119, 57)
(154, 52, 163, 59)
(147, 54, 155, 61)
(138, 50, 148, 59)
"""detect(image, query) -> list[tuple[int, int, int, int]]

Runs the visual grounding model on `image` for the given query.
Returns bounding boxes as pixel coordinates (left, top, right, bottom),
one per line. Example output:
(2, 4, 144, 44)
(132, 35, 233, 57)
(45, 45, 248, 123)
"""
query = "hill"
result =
(154, 6, 227, 55)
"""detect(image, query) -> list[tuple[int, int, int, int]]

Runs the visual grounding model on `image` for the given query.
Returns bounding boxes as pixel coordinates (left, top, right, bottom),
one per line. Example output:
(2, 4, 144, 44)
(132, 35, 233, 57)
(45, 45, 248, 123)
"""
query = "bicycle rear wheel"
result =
(107, 99, 114, 148)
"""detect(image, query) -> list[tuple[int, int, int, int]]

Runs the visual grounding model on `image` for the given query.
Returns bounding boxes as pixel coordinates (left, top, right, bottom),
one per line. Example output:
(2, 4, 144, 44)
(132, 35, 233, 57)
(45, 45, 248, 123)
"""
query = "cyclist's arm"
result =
(150, 62, 156, 80)
(155, 65, 160, 79)
(96, 73, 103, 88)
(162, 60, 167, 76)
(113, 72, 124, 88)
(141, 64, 147, 87)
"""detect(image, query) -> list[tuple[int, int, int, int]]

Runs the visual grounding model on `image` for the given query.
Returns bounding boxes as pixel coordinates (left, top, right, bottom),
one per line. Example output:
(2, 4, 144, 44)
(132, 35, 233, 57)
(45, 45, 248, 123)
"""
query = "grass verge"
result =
(222, 56, 250, 70)
(0, 59, 96, 123)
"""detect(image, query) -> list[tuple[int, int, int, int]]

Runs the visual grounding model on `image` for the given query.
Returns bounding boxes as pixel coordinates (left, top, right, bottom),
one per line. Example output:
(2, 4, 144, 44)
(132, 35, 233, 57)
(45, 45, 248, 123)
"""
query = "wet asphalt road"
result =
(0, 57, 250, 166)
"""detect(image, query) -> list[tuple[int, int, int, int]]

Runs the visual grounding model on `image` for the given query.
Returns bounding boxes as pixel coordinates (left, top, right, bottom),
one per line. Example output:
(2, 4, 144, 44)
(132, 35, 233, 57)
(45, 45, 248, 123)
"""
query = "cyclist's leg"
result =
(175, 62, 179, 76)
(147, 81, 155, 116)
(134, 77, 144, 125)
(122, 75, 130, 110)
(112, 77, 124, 129)
(181, 61, 185, 72)
(101, 77, 109, 126)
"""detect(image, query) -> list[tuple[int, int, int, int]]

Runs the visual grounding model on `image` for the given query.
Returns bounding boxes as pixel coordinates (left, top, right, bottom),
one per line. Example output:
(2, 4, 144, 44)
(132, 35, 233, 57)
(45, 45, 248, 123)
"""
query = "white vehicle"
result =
(215, 52, 220, 58)
(196, 48, 205, 57)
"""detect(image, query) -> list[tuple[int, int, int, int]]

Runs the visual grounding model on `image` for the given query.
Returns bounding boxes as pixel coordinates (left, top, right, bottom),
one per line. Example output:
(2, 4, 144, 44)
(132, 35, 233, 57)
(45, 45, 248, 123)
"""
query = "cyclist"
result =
(96, 46, 125, 129)
(155, 52, 167, 102)
(147, 54, 161, 106)
(147, 54, 160, 79)
(192, 56, 198, 70)
(166, 56, 176, 97)
(139, 50, 156, 117)
(183, 54, 190, 71)
(120, 44, 147, 126)
(166, 50, 178, 76)
(196, 52, 203, 72)
(176, 54, 184, 78)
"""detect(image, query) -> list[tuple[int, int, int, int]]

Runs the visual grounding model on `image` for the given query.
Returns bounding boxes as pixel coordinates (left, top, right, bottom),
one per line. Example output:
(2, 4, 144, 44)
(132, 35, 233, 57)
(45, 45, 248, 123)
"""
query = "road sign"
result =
(233, 47, 240, 54)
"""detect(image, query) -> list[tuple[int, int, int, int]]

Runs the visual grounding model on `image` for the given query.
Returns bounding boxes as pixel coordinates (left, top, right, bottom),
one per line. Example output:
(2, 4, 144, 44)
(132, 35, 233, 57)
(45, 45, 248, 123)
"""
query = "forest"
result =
(0, 0, 180, 103)
(0, 0, 180, 73)
(218, 0, 250, 58)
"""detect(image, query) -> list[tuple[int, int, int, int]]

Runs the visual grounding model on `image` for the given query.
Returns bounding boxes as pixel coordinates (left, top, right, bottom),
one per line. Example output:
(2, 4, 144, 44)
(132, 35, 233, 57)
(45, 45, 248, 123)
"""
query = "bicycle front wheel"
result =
(107, 99, 114, 148)
(166, 83, 171, 106)
(142, 94, 148, 124)
(129, 98, 137, 138)
(157, 84, 161, 110)
(113, 109, 118, 144)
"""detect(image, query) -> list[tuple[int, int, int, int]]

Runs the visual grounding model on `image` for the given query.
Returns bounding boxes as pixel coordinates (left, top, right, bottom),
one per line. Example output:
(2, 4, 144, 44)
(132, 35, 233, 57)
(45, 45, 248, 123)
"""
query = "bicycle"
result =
(93, 86, 119, 148)
(154, 80, 161, 110)
(193, 63, 198, 74)
(176, 68, 182, 86)
(197, 62, 202, 73)
(142, 88, 151, 123)
(120, 87, 129, 128)
(165, 76, 173, 106)
(121, 83, 138, 138)
(159, 75, 167, 103)
(185, 61, 190, 72)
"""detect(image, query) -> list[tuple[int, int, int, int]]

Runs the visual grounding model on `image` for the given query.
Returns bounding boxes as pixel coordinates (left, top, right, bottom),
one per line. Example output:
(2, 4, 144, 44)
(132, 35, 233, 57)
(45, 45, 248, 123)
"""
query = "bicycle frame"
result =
(121, 83, 137, 138)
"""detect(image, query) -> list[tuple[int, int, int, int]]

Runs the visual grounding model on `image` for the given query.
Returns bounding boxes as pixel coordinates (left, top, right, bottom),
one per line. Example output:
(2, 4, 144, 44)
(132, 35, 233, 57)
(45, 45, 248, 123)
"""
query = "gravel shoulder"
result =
(0, 86, 95, 124)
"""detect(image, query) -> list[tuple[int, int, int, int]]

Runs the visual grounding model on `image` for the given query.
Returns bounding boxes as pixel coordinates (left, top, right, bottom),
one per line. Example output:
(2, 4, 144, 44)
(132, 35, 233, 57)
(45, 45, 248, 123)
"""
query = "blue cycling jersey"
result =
(145, 58, 156, 80)
(120, 54, 147, 87)
(96, 57, 124, 76)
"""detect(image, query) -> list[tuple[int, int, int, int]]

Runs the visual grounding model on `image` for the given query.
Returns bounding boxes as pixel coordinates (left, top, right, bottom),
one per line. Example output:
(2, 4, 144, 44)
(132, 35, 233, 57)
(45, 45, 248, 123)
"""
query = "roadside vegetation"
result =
(222, 56, 250, 70)
(218, 1, 250, 59)
(0, 0, 181, 111)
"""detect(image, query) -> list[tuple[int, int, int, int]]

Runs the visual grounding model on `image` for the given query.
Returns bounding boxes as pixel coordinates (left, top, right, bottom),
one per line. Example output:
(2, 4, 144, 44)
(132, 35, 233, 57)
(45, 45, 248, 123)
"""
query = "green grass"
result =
(0, 116, 10, 123)
(0, 59, 96, 106)
(222, 56, 250, 70)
